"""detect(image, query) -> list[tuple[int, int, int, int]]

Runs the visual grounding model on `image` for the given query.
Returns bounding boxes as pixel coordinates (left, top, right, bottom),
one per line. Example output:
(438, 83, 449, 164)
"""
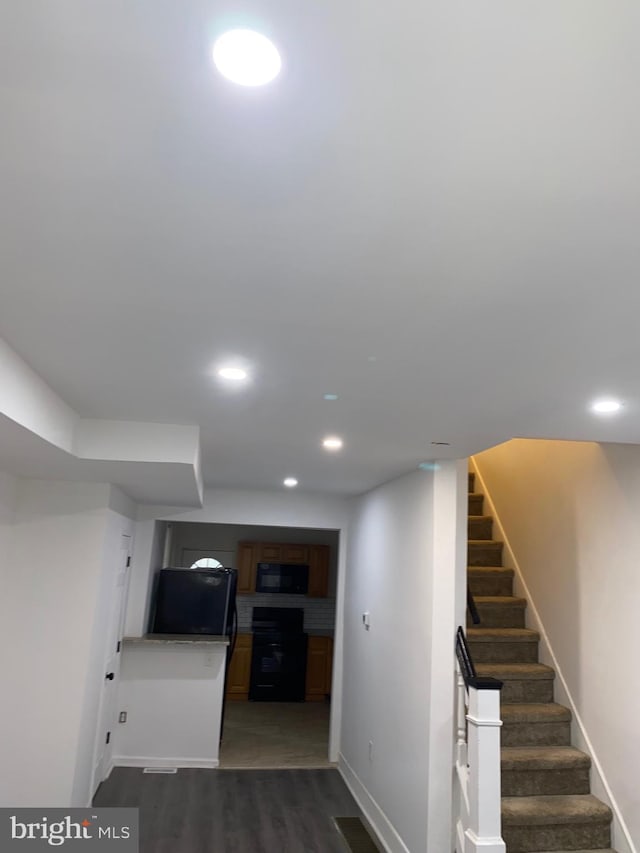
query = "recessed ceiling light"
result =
(283, 477, 298, 488)
(590, 398, 623, 414)
(323, 394, 339, 401)
(217, 365, 248, 381)
(322, 436, 343, 451)
(212, 29, 281, 87)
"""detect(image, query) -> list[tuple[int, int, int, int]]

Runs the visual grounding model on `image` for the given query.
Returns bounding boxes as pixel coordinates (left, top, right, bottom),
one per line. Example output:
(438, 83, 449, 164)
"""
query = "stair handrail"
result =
(454, 625, 505, 853)
(467, 588, 481, 625)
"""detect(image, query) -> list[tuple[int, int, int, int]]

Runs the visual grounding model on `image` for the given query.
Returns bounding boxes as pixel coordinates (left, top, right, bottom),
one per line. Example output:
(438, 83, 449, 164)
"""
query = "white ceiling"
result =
(2, 1, 640, 498)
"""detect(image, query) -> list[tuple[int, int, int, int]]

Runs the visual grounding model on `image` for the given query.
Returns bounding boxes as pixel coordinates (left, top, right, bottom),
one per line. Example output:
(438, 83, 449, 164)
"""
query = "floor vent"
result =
(142, 767, 178, 774)
(334, 817, 379, 853)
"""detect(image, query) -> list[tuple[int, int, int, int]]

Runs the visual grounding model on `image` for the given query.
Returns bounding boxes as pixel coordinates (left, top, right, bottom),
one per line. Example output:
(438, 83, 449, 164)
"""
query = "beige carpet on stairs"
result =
(467, 469, 616, 853)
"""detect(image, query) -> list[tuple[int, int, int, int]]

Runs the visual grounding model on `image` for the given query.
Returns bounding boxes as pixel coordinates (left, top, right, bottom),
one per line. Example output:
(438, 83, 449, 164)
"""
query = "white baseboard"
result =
(113, 755, 219, 770)
(337, 753, 410, 853)
(470, 458, 637, 853)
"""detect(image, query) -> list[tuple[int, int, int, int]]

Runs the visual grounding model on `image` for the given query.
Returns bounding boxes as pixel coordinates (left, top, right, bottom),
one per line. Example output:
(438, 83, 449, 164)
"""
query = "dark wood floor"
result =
(94, 768, 361, 853)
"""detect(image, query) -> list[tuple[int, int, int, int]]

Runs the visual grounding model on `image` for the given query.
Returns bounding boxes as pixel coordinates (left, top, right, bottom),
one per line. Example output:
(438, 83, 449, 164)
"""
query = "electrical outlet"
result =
(118, 711, 127, 724)
(368, 740, 374, 761)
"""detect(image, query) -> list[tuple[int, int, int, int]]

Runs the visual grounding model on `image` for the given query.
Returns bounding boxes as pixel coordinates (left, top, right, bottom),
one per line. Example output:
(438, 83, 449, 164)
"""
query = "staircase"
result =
(467, 471, 616, 853)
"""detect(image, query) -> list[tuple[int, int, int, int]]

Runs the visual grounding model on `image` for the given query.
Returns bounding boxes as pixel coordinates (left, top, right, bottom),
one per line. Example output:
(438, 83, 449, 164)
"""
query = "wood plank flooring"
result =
(94, 768, 361, 853)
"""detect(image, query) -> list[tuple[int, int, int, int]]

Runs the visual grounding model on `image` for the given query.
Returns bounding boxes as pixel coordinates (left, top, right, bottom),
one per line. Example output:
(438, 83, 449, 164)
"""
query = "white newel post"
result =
(464, 685, 506, 853)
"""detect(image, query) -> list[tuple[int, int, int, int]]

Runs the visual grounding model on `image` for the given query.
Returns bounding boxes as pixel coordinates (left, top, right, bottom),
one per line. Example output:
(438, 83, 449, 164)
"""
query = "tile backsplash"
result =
(236, 593, 336, 633)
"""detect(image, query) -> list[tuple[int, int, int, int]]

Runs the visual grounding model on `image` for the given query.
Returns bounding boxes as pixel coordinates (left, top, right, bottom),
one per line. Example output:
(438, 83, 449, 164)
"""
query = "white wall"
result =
(0, 469, 17, 568)
(474, 439, 639, 853)
(339, 462, 466, 853)
(0, 479, 134, 808)
(0, 336, 77, 453)
(114, 642, 227, 768)
(74, 419, 200, 466)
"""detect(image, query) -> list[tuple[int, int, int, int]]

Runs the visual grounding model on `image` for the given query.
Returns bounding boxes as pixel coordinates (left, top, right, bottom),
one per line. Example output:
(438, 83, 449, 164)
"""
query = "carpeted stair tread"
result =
(468, 493, 484, 514)
(468, 515, 494, 539)
(469, 596, 528, 629)
(475, 662, 555, 680)
(468, 566, 514, 576)
(468, 566, 515, 597)
(468, 540, 504, 566)
(501, 703, 571, 723)
(472, 595, 527, 609)
(501, 794, 612, 825)
(468, 627, 539, 642)
(501, 746, 590, 771)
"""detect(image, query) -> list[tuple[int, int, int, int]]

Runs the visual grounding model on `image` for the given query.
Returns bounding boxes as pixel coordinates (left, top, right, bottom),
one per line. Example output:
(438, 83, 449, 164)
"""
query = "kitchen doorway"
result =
(164, 521, 338, 769)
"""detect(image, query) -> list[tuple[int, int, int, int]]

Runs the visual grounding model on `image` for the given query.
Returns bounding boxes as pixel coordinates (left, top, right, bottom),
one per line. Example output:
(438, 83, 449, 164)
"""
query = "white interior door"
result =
(91, 534, 131, 795)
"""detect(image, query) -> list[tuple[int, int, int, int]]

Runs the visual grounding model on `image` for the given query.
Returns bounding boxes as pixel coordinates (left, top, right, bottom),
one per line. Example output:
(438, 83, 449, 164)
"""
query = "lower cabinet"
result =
(226, 632, 333, 702)
(225, 633, 253, 700)
(305, 635, 333, 701)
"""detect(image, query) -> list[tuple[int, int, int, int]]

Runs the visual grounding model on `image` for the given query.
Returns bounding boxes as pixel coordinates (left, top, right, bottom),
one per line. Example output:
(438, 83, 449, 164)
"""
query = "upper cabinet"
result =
(236, 542, 258, 594)
(258, 543, 310, 563)
(282, 543, 310, 563)
(235, 541, 330, 597)
(307, 544, 329, 597)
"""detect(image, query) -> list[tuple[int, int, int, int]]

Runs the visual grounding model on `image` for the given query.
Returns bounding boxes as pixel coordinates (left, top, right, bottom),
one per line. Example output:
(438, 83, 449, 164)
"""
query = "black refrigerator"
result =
(152, 567, 237, 636)
(151, 567, 238, 741)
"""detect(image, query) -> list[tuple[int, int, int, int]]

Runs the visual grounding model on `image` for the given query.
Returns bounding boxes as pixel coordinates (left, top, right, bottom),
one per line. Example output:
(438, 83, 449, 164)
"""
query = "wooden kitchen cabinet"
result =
(307, 544, 329, 597)
(226, 634, 253, 700)
(260, 543, 282, 562)
(305, 635, 333, 701)
(257, 543, 309, 563)
(236, 541, 331, 597)
(236, 543, 257, 594)
(281, 543, 309, 562)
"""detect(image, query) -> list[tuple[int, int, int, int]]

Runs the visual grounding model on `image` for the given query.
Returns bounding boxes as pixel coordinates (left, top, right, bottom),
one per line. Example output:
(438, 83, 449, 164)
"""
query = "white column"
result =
(464, 685, 506, 853)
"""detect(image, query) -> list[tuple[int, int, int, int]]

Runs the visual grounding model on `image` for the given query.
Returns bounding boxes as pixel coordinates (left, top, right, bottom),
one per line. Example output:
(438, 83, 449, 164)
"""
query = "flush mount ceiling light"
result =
(217, 365, 248, 382)
(590, 398, 623, 414)
(283, 477, 298, 488)
(323, 393, 339, 401)
(322, 436, 343, 451)
(212, 29, 281, 86)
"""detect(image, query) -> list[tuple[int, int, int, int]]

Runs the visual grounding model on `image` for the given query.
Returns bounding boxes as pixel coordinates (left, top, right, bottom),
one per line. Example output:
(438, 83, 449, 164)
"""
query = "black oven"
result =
(249, 607, 307, 702)
(255, 562, 309, 595)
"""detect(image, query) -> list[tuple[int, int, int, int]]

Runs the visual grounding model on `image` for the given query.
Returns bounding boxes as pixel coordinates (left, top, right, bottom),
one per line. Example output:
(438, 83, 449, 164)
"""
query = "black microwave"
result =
(255, 562, 309, 595)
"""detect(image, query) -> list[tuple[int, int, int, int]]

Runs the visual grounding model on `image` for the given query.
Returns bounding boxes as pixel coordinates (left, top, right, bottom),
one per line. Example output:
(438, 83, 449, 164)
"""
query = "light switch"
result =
(362, 611, 370, 630)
